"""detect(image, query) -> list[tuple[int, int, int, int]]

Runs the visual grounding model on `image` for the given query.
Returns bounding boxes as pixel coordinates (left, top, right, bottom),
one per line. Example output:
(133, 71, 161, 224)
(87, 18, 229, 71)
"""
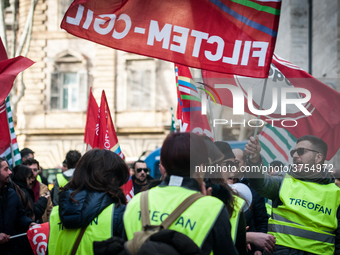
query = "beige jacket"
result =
(39, 182, 53, 223)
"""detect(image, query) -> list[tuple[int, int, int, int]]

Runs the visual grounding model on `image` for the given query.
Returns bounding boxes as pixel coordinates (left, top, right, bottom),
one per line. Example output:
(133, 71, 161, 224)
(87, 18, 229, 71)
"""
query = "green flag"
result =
(170, 107, 176, 133)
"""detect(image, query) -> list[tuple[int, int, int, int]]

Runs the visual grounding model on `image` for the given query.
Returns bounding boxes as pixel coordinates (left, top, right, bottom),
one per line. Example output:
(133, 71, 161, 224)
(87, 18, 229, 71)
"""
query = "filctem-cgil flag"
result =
(61, 0, 281, 78)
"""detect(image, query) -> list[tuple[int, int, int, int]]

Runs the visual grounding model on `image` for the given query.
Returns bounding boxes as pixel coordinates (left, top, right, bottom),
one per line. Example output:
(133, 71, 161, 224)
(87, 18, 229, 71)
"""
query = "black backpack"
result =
(93, 190, 204, 255)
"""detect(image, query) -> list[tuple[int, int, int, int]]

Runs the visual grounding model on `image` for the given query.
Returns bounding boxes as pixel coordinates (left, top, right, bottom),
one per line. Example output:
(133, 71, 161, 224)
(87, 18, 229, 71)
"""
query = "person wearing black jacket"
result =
(12, 165, 48, 222)
(0, 157, 35, 255)
(131, 160, 154, 194)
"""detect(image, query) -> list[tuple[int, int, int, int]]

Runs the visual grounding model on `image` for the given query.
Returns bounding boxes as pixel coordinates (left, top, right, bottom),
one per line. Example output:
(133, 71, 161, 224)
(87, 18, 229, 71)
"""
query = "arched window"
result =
(50, 51, 88, 111)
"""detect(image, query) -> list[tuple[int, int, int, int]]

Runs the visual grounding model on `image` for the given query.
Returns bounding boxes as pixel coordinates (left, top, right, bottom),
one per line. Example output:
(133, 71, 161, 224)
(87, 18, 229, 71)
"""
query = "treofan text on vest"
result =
(138, 210, 197, 231)
(289, 198, 332, 215)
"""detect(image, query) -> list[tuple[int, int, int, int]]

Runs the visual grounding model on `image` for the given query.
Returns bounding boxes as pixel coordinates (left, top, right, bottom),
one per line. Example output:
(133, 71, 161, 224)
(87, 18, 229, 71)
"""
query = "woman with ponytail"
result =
(47, 149, 129, 255)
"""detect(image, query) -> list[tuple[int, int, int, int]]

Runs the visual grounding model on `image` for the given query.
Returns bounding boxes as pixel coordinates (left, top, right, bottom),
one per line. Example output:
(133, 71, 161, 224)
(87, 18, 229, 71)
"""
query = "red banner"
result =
(98, 91, 124, 158)
(122, 175, 134, 202)
(61, 0, 281, 78)
(27, 223, 49, 255)
(0, 38, 34, 103)
(97, 91, 134, 201)
(84, 87, 99, 148)
(176, 64, 213, 140)
(202, 54, 340, 160)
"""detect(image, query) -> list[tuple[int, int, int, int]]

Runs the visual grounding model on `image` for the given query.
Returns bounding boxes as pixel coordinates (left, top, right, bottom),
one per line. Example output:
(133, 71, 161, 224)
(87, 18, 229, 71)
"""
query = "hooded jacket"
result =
(58, 189, 125, 236)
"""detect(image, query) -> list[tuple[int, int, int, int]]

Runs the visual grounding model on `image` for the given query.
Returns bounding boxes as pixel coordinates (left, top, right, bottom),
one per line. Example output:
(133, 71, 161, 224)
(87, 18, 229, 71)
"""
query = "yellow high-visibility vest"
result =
(36, 175, 42, 183)
(124, 186, 224, 252)
(48, 204, 114, 255)
(266, 199, 272, 216)
(56, 173, 68, 188)
(268, 175, 340, 254)
(230, 195, 245, 243)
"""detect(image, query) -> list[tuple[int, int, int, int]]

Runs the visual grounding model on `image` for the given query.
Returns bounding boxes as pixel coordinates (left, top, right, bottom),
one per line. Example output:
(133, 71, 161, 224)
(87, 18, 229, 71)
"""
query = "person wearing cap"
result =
(245, 135, 340, 255)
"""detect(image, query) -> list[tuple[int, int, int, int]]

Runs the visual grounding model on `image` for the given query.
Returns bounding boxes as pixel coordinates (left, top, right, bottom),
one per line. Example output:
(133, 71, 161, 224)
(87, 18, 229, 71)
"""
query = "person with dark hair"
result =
(233, 148, 270, 255)
(245, 135, 340, 255)
(124, 133, 238, 255)
(65, 150, 82, 169)
(22, 158, 52, 223)
(131, 159, 154, 194)
(214, 141, 238, 184)
(48, 149, 129, 255)
(12, 165, 49, 222)
(0, 157, 35, 255)
(52, 150, 81, 205)
(20, 148, 34, 163)
(200, 136, 247, 255)
(22, 158, 42, 198)
(268, 161, 285, 177)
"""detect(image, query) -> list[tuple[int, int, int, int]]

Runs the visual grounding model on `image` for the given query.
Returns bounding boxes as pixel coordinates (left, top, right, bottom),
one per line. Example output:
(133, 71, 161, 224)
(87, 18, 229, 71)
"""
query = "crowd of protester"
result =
(0, 132, 339, 255)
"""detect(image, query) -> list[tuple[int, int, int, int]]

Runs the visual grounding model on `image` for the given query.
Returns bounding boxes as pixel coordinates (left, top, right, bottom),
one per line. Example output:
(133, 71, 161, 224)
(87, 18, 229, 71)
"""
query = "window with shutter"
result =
(49, 52, 88, 111)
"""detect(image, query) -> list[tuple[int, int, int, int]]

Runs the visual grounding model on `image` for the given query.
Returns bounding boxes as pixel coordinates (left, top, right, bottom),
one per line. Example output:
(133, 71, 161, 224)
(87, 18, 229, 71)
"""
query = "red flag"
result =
(84, 87, 99, 148)
(98, 91, 123, 157)
(175, 64, 213, 140)
(98, 91, 134, 201)
(202, 54, 340, 160)
(122, 175, 134, 202)
(61, 0, 281, 78)
(27, 223, 49, 255)
(0, 101, 10, 154)
(0, 38, 35, 103)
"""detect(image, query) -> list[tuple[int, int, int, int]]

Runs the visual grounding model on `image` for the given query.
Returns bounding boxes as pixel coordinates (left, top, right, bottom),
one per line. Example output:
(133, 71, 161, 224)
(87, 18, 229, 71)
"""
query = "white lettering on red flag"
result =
(61, 0, 281, 78)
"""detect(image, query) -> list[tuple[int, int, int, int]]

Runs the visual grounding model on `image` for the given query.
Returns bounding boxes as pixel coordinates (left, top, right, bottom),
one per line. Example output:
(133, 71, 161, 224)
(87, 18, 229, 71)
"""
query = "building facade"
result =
(13, 0, 176, 168)
(7, 0, 340, 168)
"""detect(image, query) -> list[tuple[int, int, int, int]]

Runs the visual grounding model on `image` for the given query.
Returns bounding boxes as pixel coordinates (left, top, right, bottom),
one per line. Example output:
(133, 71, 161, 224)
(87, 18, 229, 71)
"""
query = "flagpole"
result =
(253, 78, 268, 138)
(82, 142, 86, 155)
(207, 95, 217, 141)
(4, 96, 15, 167)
